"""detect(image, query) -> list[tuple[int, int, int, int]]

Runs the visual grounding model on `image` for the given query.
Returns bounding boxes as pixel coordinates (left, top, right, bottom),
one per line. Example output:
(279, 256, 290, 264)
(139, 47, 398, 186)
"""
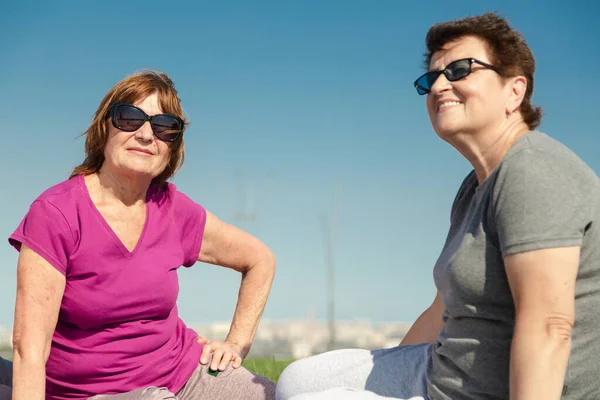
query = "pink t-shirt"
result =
(9, 174, 206, 399)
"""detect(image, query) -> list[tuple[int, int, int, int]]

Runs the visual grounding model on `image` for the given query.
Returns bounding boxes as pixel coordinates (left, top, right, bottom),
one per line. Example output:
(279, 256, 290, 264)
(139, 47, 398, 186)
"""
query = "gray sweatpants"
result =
(0, 357, 275, 399)
(89, 361, 276, 399)
(275, 344, 432, 400)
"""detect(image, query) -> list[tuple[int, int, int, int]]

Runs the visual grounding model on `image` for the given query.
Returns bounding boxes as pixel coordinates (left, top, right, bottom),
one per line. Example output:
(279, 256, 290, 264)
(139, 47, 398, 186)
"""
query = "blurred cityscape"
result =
(190, 318, 412, 359)
(0, 319, 412, 360)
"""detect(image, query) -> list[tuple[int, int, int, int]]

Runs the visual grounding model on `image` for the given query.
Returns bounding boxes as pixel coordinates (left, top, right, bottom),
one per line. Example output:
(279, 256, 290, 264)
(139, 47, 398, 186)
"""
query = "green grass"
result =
(242, 358, 295, 382)
(0, 351, 293, 383)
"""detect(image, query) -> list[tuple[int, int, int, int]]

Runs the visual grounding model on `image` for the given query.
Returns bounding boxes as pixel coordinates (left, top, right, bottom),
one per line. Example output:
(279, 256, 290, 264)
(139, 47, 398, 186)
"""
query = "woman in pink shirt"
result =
(1, 70, 277, 400)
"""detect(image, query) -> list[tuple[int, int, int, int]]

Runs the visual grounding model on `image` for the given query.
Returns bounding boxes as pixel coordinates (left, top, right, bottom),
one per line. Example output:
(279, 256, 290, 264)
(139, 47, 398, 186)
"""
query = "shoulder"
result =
(496, 131, 599, 193)
(489, 131, 600, 229)
(151, 181, 207, 223)
(488, 132, 598, 256)
(151, 181, 202, 208)
(32, 175, 86, 209)
(152, 182, 207, 260)
(9, 176, 82, 259)
(502, 131, 596, 176)
(20, 175, 91, 237)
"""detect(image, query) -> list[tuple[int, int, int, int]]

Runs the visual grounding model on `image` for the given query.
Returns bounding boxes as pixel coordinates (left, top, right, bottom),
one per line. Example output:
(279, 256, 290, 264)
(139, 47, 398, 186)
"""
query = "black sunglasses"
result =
(109, 102, 185, 142)
(414, 58, 498, 95)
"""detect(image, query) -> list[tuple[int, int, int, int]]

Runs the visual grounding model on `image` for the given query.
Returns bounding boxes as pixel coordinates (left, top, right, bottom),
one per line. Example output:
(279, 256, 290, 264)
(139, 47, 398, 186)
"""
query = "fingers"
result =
(198, 340, 244, 371)
(197, 335, 208, 344)
(200, 342, 212, 365)
(231, 354, 242, 369)
(210, 348, 224, 371)
(217, 351, 234, 371)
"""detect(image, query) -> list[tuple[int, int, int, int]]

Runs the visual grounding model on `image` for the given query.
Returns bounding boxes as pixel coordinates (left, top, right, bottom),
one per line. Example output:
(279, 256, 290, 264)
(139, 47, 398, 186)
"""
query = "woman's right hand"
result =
(197, 336, 246, 371)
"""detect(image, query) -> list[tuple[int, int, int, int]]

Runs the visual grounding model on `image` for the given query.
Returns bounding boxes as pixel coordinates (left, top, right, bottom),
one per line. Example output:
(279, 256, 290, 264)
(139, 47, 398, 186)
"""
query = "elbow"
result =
(12, 330, 20, 351)
(12, 332, 25, 359)
(260, 248, 277, 278)
(546, 316, 573, 341)
(244, 248, 276, 278)
(266, 249, 276, 270)
(262, 248, 277, 277)
(12, 332, 50, 365)
(545, 315, 574, 343)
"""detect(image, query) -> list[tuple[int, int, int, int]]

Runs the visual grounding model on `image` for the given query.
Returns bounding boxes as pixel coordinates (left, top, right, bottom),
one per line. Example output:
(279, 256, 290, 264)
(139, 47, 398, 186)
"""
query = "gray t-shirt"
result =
(426, 131, 600, 400)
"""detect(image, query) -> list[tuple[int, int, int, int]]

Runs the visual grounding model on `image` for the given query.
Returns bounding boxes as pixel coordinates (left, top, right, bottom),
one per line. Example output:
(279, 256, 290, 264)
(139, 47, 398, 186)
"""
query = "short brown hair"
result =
(424, 12, 542, 130)
(70, 70, 188, 186)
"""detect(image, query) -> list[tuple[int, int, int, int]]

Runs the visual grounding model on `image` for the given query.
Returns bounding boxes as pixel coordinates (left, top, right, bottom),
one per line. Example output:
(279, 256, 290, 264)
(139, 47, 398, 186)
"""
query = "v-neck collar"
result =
(79, 174, 153, 258)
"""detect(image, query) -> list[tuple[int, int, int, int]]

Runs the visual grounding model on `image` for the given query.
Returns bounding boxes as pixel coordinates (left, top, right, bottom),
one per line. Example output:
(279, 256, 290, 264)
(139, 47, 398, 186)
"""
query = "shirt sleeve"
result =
(492, 147, 591, 257)
(173, 191, 207, 267)
(8, 199, 75, 275)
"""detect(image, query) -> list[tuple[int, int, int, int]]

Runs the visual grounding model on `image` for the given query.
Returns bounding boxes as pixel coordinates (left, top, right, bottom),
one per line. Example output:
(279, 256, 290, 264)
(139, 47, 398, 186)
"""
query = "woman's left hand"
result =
(197, 336, 247, 371)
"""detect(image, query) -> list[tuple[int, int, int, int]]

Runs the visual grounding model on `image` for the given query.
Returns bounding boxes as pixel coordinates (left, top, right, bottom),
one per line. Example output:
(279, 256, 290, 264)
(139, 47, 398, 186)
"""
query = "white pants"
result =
(276, 344, 432, 400)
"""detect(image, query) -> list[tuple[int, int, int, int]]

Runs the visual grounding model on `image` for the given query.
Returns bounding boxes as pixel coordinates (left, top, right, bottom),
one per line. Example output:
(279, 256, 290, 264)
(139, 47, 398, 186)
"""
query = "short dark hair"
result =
(424, 12, 542, 130)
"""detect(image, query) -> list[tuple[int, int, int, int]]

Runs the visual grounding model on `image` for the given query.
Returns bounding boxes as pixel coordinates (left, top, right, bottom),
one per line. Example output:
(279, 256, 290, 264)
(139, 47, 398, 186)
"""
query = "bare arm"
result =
(400, 291, 445, 345)
(505, 246, 578, 400)
(197, 211, 276, 369)
(12, 244, 65, 400)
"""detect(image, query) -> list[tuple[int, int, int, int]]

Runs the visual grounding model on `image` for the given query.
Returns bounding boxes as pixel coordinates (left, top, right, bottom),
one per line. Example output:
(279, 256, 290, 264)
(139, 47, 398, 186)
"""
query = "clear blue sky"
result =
(1, 0, 599, 328)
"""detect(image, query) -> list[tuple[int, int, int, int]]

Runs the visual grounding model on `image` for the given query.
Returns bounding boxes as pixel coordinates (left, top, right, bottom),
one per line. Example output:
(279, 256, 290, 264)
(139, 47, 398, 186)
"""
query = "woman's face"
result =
(426, 35, 510, 141)
(103, 93, 171, 181)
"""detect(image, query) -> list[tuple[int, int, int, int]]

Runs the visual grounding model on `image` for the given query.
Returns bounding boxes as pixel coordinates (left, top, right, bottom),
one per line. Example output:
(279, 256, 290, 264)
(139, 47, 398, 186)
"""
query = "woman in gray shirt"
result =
(276, 12, 600, 400)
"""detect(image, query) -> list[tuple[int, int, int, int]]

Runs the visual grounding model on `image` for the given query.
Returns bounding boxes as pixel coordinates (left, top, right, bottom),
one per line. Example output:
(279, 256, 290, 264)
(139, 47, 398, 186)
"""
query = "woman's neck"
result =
(90, 166, 152, 207)
(447, 117, 531, 185)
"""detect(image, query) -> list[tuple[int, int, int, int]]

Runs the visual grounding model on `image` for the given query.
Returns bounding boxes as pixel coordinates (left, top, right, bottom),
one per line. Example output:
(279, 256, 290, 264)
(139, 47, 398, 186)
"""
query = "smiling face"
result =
(426, 35, 510, 141)
(102, 93, 171, 180)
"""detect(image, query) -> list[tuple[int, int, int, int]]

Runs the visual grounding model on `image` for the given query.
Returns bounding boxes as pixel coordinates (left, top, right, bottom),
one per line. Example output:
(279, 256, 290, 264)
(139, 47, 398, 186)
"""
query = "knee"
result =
(0, 385, 12, 400)
(276, 358, 315, 400)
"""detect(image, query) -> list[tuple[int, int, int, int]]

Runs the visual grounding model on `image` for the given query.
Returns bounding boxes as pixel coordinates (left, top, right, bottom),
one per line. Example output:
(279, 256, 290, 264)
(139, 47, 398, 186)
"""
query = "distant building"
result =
(0, 319, 413, 361)
(190, 319, 412, 359)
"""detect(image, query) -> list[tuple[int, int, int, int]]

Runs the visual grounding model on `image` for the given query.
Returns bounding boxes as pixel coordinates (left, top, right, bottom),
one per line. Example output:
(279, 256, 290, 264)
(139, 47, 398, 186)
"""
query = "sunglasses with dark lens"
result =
(413, 58, 498, 95)
(109, 102, 185, 142)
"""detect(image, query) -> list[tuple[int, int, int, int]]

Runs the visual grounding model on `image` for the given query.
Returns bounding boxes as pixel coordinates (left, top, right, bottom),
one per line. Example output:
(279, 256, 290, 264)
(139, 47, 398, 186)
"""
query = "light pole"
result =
(320, 181, 341, 351)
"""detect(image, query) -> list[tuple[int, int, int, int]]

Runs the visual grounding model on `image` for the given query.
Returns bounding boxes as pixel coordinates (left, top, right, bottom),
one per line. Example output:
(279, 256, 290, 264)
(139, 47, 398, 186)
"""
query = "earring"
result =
(506, 109, 512, 118)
